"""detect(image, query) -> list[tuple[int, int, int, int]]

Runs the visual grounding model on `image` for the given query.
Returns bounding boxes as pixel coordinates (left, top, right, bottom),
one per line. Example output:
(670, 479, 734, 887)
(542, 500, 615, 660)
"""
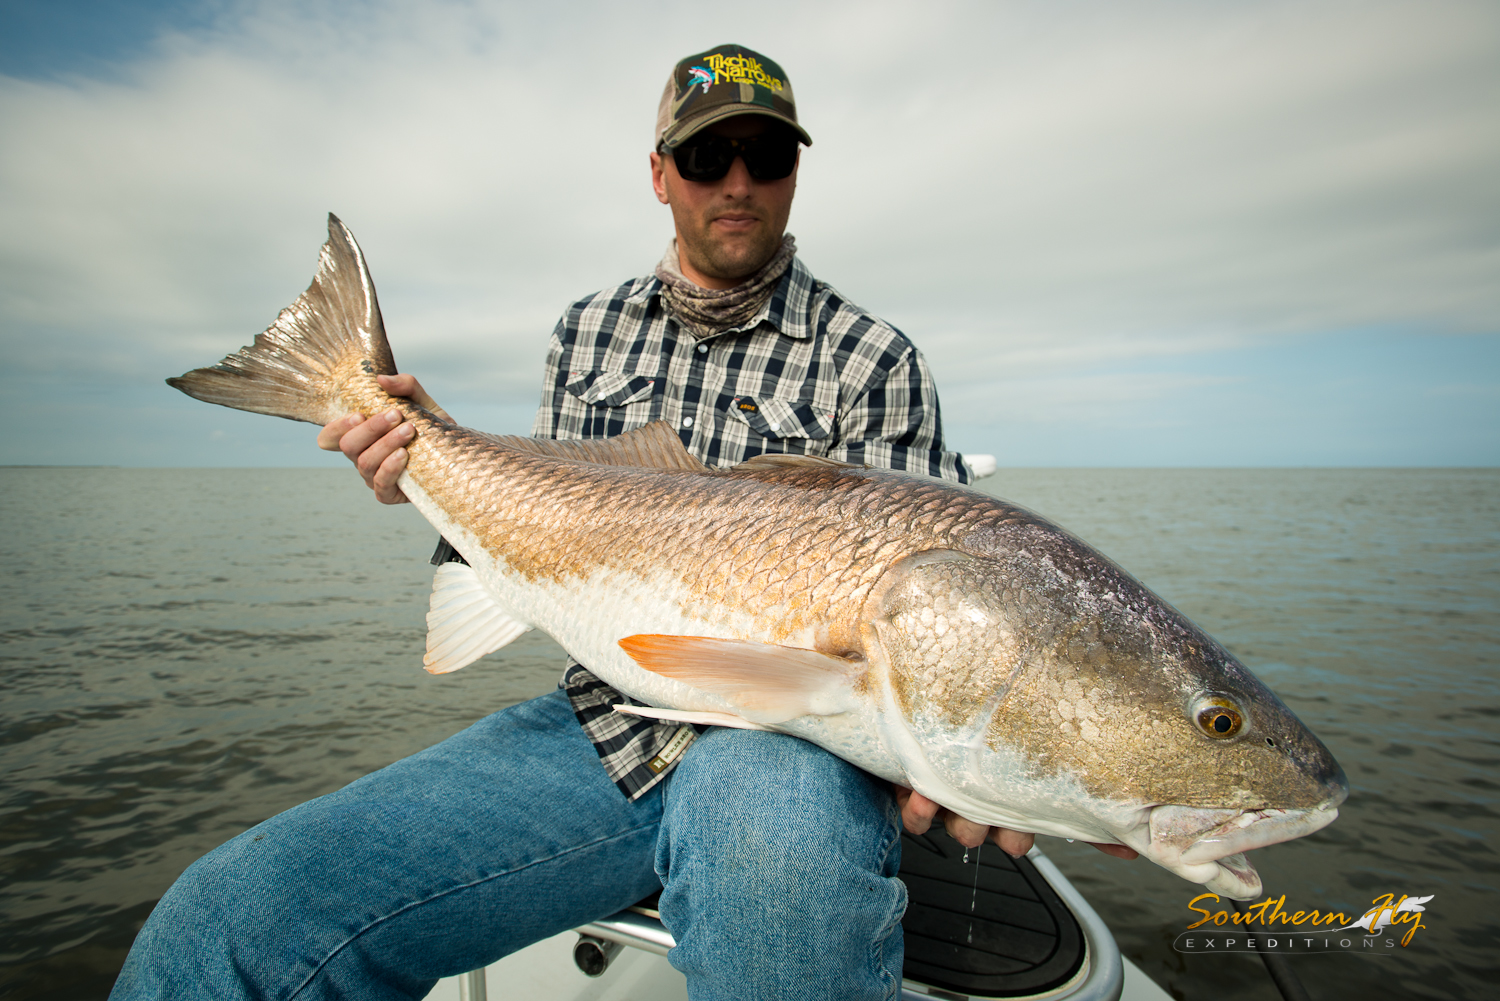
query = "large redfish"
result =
(170, 216, 1346, 898)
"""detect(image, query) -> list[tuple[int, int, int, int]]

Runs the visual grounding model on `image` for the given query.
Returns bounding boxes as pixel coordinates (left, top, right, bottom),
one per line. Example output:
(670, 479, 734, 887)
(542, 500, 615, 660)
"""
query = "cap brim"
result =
(663, 107, 813, 148)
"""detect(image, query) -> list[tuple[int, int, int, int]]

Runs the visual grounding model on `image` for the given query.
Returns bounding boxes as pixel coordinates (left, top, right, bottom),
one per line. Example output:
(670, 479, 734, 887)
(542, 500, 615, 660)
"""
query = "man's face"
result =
(651, 114, 799, 290)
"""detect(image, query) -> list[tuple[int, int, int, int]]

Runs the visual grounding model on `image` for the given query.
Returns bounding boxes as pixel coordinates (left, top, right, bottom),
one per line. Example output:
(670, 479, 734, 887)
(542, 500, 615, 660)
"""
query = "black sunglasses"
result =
(662, 129, 800, 183)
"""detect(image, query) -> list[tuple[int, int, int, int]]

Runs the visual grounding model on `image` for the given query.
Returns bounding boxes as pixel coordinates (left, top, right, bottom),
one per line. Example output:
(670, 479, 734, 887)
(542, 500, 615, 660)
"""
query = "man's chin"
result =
(692, 239, 781, 284)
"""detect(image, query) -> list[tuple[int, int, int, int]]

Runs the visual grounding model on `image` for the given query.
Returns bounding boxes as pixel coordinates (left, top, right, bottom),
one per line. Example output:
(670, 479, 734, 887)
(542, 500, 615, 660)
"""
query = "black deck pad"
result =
(899, 829, 1086, 998)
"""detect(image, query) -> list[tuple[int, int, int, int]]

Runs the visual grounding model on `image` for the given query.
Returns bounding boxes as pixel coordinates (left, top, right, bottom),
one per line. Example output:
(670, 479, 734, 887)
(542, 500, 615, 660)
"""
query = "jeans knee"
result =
(654, 730, 906, 1000)
(663, 728, 899, 861)
(110, 838, 272, 999)
(155, 840, 253, 929)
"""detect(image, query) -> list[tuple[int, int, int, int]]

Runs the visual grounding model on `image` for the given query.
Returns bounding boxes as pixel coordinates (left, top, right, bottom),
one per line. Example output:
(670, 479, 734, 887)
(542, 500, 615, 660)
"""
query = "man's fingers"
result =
(343, 409, 405, 464)
(377, 373, 419, 397)
(992, 828, 1035, 858)
(377, 374, 452, 424)
(895, 792, 1042, 860)
(317, 413, 365, 451)
(315, 378, 425, 506)
(895, 786, 940, 835)
(351, 413, 413, 477)
(356, 426, 415, 491)
(1088, 842, 1139, 860)
(371, 447, 410, 505)
(944, 814, 990, 849)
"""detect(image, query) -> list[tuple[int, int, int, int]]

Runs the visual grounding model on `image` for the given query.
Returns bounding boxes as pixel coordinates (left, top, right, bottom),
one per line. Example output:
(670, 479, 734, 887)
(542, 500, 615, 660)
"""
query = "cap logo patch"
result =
(660, 45, 808, 149)
(701, 52, 784, 93)
(687, 66, 713, 93)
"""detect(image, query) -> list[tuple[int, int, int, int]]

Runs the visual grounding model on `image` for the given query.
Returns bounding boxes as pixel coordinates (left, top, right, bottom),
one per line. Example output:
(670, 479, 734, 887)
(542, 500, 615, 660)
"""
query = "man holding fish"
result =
(116, 43, 1344, 1001)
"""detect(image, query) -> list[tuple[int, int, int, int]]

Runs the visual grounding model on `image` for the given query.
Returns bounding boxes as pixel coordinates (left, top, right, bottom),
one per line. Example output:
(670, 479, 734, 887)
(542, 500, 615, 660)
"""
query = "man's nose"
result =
(719, 154, 754, 196)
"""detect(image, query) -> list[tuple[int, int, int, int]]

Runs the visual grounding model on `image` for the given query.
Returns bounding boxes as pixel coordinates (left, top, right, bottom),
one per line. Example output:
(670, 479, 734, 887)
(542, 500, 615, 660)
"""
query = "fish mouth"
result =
(1152, 801, 1345, 864)
(1118, 799, 1343, 900)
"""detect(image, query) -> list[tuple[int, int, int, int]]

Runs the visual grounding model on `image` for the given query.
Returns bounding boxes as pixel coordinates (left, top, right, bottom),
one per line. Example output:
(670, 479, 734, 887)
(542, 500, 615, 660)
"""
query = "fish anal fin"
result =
(477, 422, 707, 472)
(424, 562, 531, 675)
(617, 634, 862, 723)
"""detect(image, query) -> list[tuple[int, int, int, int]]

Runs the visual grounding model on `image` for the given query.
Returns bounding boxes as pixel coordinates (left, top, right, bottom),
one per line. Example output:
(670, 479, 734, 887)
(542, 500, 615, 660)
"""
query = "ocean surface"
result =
(1, 467, 1495, 1000)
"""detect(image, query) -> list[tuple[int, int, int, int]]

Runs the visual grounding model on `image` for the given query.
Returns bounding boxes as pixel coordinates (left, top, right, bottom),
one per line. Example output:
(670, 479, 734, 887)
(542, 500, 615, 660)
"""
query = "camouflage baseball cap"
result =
(655, 44, 812, 149)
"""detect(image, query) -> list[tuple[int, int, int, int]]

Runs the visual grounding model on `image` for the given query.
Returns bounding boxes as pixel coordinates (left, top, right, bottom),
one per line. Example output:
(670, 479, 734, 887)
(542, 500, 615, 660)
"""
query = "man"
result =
(112, 45, 1129, 1001)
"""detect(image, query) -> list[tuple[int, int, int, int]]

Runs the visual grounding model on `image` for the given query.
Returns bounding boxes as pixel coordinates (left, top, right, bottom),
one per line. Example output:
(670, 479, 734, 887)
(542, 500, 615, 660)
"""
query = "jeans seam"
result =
(874, 816, 905, 1001)
(285, 819, 660, 999)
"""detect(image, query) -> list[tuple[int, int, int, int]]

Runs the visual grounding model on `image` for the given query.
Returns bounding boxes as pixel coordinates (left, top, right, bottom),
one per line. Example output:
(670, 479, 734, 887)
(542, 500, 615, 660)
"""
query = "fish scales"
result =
(412, 430, 995, 633)
(168, 216, 1347, 900)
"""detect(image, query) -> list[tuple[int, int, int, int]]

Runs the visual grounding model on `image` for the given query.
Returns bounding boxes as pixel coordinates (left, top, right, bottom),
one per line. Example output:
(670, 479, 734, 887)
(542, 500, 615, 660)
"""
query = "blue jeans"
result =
(109, 690, 907, 1000)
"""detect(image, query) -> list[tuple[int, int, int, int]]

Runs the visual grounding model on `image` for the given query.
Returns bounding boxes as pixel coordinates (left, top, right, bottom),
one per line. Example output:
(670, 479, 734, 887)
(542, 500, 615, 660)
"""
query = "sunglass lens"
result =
(673, 142, 733, 182)
(743, 136, 798, 181)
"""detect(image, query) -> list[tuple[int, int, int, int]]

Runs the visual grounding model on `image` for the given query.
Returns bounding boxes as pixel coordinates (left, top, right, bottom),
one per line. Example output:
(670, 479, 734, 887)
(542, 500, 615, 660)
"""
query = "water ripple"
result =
(0, 466, 1495, 1000)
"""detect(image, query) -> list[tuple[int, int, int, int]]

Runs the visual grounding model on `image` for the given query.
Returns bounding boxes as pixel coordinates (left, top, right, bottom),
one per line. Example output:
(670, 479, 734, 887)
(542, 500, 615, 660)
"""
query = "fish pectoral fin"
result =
(617, 635, 862, 723)
(611, 704, 774, 732)
(423, 562, 531, 675)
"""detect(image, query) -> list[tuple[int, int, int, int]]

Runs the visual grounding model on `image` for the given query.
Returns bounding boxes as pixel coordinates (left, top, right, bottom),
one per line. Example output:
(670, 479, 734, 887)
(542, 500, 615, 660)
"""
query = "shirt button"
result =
(696, 344, 708, 355)
(769, 422, 781, 432)
(682, 416, 694, 428)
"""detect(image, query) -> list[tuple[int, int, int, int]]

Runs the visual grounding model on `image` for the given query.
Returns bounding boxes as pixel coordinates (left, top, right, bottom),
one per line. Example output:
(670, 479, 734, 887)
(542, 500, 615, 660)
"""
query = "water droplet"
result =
(964, 843, 983, 943)
(969, 844, 983, 915)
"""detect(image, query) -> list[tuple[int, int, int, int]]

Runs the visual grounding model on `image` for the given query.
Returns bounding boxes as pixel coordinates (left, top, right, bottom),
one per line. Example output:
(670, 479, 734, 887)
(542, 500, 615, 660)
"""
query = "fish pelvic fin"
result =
(475, 422, 708, 472)
(166, 214, 396, 425)
(618, 634, 864, 723)
(424, 562, 532, 674)
(611, 705, 773, 731)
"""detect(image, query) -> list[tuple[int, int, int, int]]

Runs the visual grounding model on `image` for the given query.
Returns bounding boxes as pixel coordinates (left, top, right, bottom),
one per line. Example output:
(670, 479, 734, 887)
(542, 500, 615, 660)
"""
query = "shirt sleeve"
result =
(826, 343, 971, 485)
(530, 317, 570, 439)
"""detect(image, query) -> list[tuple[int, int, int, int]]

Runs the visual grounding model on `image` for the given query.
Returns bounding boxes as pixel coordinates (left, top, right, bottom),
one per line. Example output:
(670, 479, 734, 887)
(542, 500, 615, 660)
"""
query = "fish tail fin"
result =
(166, 214, 396, 425)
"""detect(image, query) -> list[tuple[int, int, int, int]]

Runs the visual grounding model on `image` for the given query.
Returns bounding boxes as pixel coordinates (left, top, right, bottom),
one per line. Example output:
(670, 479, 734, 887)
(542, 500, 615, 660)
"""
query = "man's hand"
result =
(316, 374, 451, 505)
(894, 786, 1140, 860)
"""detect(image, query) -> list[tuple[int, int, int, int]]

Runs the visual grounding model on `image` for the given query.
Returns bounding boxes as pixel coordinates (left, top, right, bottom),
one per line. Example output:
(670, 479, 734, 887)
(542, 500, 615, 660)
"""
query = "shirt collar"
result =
(627, 255, 815, 342)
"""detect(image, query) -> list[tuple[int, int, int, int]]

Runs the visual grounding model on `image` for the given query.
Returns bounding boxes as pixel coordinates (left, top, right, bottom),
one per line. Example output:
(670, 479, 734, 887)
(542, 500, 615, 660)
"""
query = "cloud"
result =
(1, 0, 1496, 466)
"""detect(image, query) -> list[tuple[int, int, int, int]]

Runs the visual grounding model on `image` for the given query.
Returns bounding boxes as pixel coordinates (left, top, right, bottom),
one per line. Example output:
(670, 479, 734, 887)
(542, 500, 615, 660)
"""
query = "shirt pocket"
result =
(726, 394, 834, 444)
(564, 370, 658, 407)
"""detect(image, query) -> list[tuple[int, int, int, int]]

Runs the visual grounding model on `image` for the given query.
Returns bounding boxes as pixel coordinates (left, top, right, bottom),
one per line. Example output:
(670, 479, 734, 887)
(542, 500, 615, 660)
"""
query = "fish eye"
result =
(1196, 704, 1243, 739)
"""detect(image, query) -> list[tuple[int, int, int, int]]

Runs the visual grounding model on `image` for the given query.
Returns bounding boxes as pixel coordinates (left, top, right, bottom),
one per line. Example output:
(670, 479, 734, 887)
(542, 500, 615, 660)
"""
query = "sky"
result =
(1, 0, 1496, 468)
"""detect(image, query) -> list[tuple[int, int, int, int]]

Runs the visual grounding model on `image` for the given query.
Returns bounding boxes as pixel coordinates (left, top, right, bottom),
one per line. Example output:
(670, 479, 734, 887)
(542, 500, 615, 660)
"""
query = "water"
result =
(1, 467, 1496, 999)
(0, 469, 569, 998)
(967, 843, 981, 945)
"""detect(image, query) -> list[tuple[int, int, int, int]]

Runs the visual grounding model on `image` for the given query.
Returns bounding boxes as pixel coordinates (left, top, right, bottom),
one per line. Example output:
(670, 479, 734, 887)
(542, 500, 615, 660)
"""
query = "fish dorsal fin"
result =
(617, 634, 864, 723)
(479, 421, 707, 472)
(424, 562, 532, 674)
(731, 453, 868, 471)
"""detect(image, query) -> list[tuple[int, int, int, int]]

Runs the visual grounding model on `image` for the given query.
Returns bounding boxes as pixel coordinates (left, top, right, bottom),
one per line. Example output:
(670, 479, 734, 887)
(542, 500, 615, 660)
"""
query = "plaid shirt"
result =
(532, 254, 970, 800)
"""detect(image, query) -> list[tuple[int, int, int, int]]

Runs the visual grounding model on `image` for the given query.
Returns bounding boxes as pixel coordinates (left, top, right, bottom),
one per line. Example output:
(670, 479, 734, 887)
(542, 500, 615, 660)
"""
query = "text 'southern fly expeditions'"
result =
(1175, 891, 1435, 954)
